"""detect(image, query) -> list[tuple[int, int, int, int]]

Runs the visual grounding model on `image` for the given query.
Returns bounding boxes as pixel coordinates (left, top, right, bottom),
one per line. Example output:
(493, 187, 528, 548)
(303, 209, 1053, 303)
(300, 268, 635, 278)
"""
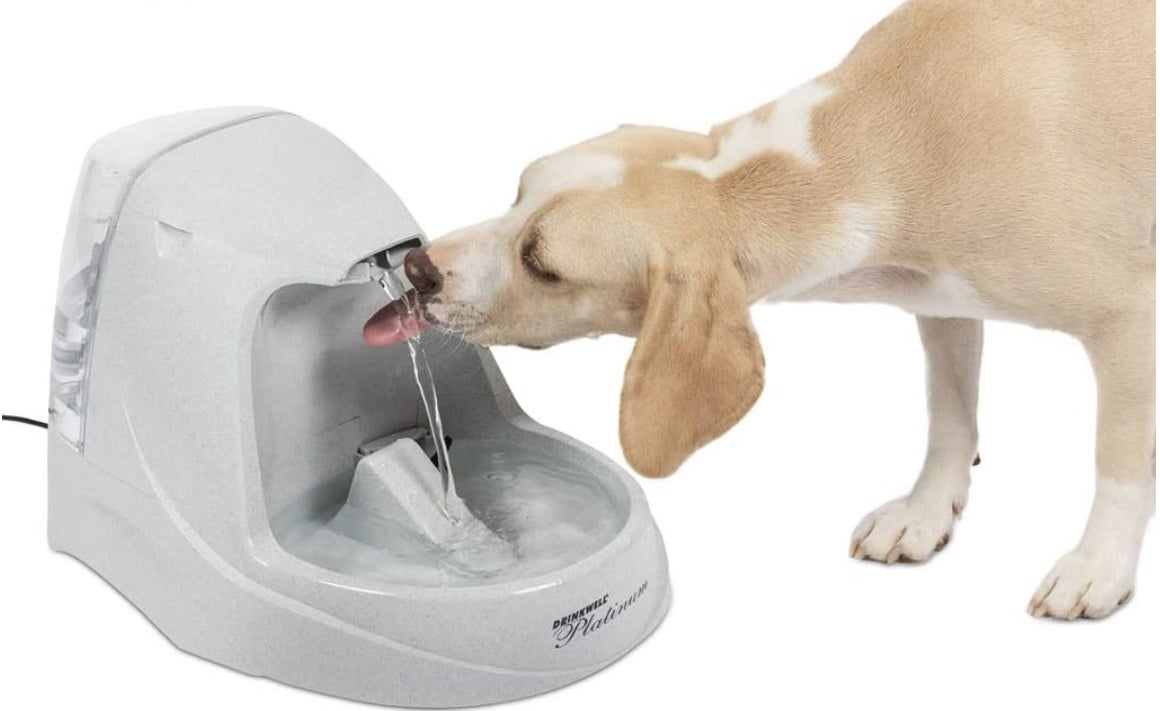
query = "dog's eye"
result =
(520, 233, 562, 284)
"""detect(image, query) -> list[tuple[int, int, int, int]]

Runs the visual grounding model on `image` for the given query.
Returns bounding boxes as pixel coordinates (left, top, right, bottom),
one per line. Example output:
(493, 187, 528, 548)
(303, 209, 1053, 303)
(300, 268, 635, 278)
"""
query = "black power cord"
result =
(3, 414, 48, 429)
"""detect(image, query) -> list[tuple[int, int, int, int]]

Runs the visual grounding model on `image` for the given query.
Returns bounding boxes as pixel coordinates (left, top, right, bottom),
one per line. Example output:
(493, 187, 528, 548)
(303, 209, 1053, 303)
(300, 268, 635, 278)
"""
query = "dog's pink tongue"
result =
(363, 301, 426, 347)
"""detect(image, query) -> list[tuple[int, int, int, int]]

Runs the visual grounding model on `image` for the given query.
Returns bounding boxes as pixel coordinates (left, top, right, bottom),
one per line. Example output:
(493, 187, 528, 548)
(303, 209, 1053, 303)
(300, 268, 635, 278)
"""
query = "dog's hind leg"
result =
(1029, 312, 1155, 619)
(850, 317, 983, 563)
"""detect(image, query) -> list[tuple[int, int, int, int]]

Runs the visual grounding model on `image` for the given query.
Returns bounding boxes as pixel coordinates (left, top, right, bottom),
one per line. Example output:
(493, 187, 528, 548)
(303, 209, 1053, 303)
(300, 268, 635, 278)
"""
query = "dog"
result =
(364, 0, 1155, 619)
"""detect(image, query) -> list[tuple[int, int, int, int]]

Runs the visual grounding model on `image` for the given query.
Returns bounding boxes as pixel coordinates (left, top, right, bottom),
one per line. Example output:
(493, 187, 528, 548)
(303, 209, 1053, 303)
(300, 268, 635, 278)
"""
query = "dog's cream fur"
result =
(414, 0, 1155, 619)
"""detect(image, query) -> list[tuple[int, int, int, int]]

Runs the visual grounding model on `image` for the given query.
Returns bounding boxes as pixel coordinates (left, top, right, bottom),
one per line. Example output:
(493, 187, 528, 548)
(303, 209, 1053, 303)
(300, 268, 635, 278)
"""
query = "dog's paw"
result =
(1028, 551, 1135, 620)
(849, 494, 962, 563)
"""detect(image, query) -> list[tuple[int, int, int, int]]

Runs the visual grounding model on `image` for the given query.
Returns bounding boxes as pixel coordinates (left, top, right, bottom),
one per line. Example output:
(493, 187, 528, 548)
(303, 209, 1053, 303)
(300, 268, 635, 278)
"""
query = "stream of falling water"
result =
(380, 279, 456, 515)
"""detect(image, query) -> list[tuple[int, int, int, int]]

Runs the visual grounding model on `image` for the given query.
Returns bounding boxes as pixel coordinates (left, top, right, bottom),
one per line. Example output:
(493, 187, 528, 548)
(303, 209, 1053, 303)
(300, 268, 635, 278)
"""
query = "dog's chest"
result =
(791, 266, 1004, 320)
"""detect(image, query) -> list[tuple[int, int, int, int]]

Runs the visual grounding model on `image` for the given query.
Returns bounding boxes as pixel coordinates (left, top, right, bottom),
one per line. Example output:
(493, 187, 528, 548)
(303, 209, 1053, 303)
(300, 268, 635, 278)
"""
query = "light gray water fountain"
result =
(47, 107, 670, 708)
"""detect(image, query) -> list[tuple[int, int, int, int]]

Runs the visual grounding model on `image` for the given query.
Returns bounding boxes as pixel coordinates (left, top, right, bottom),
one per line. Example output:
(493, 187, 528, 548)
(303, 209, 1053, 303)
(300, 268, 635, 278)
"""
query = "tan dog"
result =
(365, 0, 1155, 619)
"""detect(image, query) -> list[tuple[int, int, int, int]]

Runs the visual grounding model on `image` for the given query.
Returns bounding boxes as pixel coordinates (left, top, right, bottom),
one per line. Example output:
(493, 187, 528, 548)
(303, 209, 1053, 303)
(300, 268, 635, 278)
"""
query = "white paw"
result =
(850, 494, 962, 563)
(1028, 550, 1136, 620)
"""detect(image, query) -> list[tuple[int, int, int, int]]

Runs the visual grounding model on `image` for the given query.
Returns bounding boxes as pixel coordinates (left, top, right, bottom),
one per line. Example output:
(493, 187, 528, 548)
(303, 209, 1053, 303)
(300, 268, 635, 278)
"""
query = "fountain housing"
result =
(46, 107, 670, 707)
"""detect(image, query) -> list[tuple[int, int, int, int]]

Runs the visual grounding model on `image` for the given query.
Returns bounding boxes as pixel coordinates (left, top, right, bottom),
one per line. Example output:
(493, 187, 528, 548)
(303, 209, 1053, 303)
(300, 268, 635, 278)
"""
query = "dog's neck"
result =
(663, 79, 897, 304)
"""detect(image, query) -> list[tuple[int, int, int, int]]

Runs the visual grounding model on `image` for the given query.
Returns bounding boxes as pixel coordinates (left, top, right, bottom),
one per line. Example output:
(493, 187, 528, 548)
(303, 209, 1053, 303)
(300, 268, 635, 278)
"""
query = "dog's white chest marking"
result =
(796, 266, 1003, 320)
(766, 205, 878, 300)
(908, 273, 1002, 319)
(667, 81, 837, 179)
(759, 206, 1001, 321)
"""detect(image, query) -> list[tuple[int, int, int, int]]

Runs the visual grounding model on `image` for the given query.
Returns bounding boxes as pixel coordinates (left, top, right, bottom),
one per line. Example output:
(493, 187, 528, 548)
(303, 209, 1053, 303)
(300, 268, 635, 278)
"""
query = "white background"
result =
(1, 1, 1154, 709)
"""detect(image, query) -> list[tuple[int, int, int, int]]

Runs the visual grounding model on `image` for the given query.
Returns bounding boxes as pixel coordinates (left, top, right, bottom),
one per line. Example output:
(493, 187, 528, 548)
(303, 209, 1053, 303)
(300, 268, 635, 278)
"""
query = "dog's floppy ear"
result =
(619, 259, 765, 478)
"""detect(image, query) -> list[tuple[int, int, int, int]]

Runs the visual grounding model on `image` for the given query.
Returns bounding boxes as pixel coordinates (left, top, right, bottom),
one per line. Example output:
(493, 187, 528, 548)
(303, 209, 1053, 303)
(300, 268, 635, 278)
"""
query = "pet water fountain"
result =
(46, 107, 670, 707)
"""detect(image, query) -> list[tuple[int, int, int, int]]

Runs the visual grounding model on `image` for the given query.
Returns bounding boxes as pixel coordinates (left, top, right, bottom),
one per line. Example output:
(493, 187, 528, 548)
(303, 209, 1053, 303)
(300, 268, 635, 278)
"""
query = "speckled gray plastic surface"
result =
(46, 108, 670, 708)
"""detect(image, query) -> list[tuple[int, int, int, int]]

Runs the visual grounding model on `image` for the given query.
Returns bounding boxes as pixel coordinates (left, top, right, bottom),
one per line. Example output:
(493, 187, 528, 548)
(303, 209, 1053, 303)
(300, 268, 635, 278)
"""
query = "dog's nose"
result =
(404, 247, 442, 295)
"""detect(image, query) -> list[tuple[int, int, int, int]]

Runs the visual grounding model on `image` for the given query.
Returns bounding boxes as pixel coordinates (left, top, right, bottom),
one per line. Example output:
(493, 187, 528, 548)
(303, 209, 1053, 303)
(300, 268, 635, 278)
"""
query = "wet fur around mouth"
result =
(419, 298, 546, 349)
(418, 297, 489, 340)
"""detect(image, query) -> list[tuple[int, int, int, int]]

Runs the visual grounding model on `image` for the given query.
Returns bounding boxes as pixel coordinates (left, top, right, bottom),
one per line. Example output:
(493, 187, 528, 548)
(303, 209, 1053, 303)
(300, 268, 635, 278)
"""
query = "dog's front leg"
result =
(850, 317, 982, 562)
(1029, 315, 1155, 619)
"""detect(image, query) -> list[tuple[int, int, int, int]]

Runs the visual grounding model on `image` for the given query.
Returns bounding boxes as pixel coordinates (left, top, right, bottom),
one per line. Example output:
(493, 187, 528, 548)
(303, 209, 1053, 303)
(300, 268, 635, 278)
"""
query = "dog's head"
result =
(372, 126, 765, 477)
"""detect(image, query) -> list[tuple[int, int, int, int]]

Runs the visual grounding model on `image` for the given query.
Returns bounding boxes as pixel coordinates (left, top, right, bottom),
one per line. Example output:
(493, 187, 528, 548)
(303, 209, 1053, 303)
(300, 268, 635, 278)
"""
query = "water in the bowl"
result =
(276, 437, 626, 586)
